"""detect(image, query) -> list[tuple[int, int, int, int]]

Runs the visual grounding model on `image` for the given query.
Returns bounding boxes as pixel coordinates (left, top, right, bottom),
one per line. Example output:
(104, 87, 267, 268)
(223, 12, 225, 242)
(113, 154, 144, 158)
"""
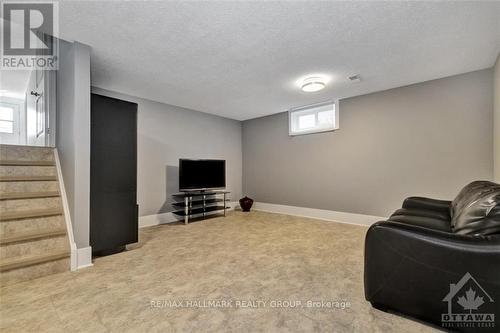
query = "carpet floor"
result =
(0, 211, 438, 332)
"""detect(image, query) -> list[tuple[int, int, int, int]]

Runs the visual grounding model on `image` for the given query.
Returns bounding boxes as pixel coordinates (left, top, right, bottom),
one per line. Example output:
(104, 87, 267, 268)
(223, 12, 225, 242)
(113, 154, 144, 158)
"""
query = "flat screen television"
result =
(179, 159, 226, 191)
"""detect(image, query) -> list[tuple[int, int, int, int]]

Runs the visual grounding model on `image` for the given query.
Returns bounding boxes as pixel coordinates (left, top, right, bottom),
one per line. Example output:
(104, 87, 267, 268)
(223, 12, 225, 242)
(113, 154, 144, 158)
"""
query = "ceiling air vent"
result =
(348, 74, 361, 83)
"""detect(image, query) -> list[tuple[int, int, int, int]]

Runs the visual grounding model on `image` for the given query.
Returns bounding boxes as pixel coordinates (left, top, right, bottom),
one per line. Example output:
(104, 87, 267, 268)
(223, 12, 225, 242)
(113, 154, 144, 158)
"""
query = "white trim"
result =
(139, 212, 177, 228)
(76, 246, 93, 269)
(253, 202, 385, 227)
(139, 201, 238, 228)
(54, 148, 78, 271)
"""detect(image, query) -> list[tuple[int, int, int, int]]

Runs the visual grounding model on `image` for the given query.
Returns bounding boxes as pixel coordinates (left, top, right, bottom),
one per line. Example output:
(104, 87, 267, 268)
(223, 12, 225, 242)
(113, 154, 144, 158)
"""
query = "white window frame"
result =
(288, 100, 339, 136)
(0, 97, 26, 145)
(0, 104, 16, 134)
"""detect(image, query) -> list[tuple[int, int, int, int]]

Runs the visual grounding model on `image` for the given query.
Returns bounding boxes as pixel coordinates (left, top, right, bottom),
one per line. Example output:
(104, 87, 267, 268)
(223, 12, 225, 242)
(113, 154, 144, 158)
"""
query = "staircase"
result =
(0, 144, 70, 286)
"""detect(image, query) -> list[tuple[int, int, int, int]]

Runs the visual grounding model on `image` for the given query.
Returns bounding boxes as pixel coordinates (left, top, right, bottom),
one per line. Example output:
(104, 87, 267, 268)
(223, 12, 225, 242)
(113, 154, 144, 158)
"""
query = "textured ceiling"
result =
(59, 1, 500, 120)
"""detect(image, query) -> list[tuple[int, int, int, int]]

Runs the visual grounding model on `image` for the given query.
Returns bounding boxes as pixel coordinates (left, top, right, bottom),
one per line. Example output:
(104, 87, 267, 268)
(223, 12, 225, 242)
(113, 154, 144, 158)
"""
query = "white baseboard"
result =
(77, 246, 93, 269)
(139, 201, 239, 228)
(253, 202, 385, 227)
(139, 212, 178, 228)
(70, 246, 78, 271)
(54, 149, 78, 271)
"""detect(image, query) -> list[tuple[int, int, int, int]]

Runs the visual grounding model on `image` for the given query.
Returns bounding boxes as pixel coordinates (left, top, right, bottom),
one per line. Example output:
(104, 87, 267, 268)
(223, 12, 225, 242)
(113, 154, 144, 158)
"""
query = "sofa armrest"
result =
(402, 196, 451, 214)
(364, 221, 500, 329)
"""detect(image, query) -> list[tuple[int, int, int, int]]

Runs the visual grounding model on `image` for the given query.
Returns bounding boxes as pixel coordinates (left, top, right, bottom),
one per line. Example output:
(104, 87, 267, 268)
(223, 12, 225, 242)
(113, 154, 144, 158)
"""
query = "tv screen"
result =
(179, 159, 226, 191)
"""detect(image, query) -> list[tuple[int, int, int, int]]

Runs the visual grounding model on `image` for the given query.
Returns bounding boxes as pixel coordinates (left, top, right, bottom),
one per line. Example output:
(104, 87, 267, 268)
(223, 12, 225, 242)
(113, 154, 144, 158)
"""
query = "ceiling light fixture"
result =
(301, 77, 326, 92)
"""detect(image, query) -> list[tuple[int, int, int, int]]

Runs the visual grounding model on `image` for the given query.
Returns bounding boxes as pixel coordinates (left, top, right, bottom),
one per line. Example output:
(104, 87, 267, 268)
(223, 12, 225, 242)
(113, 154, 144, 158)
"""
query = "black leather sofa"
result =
(364, 181, 500, 332)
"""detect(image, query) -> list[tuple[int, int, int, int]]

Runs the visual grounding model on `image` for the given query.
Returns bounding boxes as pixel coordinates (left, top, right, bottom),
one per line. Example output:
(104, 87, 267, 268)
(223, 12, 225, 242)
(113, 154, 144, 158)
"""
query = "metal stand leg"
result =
(223, 192, 226, 217)
(203, 194, 206, 218)
(184, 197, 189, 225)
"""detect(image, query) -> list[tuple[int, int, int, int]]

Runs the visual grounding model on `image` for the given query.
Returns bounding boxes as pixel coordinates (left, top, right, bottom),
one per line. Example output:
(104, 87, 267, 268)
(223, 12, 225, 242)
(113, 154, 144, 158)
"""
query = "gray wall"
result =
(56, 40, 91, 248)
(91, 87, 242, 217)
(242, 69, 494, 217)
(494, 54, 500, 183)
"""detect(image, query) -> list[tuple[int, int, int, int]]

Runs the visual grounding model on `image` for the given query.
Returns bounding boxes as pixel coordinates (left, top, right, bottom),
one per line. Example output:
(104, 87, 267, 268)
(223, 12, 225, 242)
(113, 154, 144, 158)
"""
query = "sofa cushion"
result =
(451, 181, 500, 236)
(392, 208, 451, 222)
(388, 211, 451, 232)
(402, 197, 452, 216)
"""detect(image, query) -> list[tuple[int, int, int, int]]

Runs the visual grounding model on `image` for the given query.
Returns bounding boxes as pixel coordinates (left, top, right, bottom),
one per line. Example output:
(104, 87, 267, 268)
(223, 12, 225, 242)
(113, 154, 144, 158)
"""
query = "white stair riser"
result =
(0, 165, 56, 177)
(0, 235, 68, 260)
(0, 181, 59, 193)
(0, 257, 69, 286)
(0, 197, 62, 211)
(0, 215, 65, 236)
(0, 146, 54, 162)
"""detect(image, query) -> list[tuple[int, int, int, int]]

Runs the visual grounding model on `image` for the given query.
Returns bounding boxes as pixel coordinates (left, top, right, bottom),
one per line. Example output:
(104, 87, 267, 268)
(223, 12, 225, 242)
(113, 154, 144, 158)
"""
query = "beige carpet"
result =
(0, 211, 438, 332)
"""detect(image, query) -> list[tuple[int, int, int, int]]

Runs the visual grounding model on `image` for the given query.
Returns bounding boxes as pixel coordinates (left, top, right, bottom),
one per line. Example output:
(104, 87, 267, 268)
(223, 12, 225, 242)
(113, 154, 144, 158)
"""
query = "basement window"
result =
(289, 101, 339, 136)
(0, 106, 14, 134)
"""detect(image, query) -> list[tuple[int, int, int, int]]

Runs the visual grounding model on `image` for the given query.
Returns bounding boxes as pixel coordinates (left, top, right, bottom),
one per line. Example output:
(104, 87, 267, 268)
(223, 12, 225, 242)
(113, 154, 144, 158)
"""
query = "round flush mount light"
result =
(301, 77, 326, 92)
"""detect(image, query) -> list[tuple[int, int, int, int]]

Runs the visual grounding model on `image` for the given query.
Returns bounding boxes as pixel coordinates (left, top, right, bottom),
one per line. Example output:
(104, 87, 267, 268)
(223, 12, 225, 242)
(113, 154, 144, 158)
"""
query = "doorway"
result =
(0, 68, 55, 147)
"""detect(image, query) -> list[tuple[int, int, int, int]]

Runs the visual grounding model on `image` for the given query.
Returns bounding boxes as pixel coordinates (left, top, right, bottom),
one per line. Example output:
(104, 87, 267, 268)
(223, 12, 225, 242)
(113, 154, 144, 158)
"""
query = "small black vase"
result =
(239, 196, 254, 212)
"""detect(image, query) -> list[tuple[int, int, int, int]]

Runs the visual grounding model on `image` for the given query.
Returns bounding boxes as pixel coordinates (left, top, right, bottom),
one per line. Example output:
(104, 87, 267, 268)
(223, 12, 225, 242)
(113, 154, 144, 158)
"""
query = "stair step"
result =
(0, 197, 62, 211)
(0, 165, 56, 178)
(0, 250, 69, 272)
(0, 208, 63, 221)
(0, 145, 54, 163)
(0, 144, 53, 150)
(0, 176, 57, 182)
(0, 181, 59, 193)
(0, 191, 60, 200)
(0, 160, 55, 166)
(0, 215, 64, 236)
(0, 228, 66, 244)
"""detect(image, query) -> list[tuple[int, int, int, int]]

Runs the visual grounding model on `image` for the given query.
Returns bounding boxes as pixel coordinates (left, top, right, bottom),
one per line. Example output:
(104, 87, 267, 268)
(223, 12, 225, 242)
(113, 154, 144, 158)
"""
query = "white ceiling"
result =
(59, 1, 500, 121)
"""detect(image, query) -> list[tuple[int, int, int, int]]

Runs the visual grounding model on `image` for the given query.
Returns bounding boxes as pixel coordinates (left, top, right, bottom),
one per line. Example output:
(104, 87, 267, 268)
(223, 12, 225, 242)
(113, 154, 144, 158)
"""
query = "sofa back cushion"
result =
(451, 181, 500, 236)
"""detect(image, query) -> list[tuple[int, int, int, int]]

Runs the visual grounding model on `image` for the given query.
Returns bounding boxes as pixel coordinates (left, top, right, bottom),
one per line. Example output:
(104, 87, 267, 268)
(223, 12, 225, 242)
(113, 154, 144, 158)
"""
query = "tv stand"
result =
(172, 191, 230, 224)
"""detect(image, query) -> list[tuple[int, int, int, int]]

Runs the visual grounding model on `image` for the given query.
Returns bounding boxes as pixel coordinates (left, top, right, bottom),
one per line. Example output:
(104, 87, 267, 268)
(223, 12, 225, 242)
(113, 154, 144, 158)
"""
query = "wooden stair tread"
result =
(0, 191, 60, 200)
(0, 208, 63, 221)
(0, 160, 55, 166)
(0, 228, 66, 244)
(0, 176, 57, 182)
(0, 250, 69, 272)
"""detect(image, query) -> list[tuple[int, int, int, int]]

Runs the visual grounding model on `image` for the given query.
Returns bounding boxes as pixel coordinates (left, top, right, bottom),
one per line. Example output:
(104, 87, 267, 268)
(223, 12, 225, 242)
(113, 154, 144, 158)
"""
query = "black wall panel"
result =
(90, 93, 138, 254)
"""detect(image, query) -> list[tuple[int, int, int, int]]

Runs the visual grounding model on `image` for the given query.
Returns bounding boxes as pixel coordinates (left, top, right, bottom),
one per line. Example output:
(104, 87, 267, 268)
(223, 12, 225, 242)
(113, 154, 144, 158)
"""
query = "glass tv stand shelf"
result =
(172, 191, 230, 224)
